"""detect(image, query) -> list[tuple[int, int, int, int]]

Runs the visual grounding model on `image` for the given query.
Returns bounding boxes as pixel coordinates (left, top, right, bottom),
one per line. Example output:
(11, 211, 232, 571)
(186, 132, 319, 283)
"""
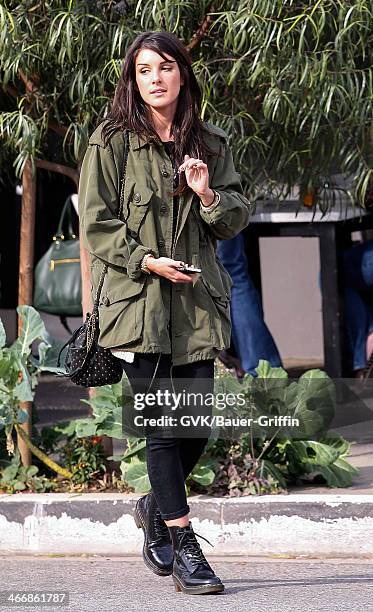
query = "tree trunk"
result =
(17, 159, 36, 467)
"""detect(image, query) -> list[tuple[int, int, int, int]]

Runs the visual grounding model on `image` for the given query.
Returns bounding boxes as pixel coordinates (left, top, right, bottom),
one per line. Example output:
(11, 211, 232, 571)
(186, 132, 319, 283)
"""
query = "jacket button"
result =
(158, 239, 165, 247)
(160, 206, 168, 214)
(102, 296, 110, 306)
(162, 170, 169, 178)
(133, 192, 141, 203)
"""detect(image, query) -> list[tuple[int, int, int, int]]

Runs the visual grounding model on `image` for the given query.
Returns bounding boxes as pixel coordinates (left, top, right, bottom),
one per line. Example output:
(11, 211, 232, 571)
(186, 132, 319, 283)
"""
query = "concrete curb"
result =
(1, 493, 373, 558)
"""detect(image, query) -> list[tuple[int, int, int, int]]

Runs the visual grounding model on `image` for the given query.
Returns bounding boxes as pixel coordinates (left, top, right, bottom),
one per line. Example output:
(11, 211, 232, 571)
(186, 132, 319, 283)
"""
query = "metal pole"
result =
(17, 159, 36, 467)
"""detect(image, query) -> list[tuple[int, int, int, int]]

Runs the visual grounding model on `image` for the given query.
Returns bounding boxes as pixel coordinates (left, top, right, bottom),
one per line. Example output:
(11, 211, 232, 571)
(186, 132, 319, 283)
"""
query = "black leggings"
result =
(121, 353, 214, 520)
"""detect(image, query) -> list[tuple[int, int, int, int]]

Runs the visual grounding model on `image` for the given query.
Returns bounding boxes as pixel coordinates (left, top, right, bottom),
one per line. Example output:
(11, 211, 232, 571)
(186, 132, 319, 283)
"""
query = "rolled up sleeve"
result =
(79, 143, 155, 279)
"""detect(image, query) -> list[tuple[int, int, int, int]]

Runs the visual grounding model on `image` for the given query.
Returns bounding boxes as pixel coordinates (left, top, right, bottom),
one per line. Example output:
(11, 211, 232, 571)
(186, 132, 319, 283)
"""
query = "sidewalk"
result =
(1, 491, 373, 557)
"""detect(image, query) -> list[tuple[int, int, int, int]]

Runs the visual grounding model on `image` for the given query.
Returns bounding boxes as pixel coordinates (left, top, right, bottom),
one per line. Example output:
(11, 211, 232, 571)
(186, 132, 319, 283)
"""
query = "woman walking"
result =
(79, 30, 250, 595)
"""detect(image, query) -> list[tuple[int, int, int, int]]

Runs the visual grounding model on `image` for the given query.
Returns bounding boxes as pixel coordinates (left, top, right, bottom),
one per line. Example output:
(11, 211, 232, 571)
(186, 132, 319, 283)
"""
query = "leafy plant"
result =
(275, 435, 359, 488)
(208, 360, 358, 492)
(0, 448, 57, 493)
(240, 359, 336, 439)
(0, 306, 72, 479)
(202, 440, 286, 496)
(111, 439, 220, 494)
(23, 420, 131, 492)
(68, 382, 148, 491)
(76, 379, 131, 439)
(60, 435, 107, 485)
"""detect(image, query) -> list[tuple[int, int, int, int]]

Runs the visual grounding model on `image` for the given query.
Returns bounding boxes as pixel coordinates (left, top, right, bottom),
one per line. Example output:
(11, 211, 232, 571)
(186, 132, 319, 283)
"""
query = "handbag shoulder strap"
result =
(93, 129, 130, 312)
(55, 195, 76, 240)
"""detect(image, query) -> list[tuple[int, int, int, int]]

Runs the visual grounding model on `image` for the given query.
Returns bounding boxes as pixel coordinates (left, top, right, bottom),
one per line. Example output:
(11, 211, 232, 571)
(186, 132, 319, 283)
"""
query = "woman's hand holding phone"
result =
(146, 256, 200, 283)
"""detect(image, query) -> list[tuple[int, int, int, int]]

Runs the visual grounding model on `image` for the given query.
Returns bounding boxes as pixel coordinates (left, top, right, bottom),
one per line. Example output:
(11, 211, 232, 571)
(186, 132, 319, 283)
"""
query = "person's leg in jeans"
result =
(217, 233, 282, 375)
(122, 354, 214, 525)
(171, 358, 215, 482)
(343, 239, 373, 372)
(366, 303, 373, 361)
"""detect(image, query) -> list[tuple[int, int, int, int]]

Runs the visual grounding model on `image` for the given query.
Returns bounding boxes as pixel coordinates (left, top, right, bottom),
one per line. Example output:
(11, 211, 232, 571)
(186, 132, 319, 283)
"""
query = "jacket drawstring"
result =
(145, 352, 162, 395)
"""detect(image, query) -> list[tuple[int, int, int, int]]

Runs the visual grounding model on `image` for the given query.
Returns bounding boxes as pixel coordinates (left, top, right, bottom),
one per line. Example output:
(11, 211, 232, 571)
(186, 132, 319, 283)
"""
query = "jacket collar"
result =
(129, 130, 154, 151)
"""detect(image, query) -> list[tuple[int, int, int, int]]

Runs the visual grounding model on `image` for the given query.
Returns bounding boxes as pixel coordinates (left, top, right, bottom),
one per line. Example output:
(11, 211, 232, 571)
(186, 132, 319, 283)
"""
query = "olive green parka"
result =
(78, 120, 251, 366)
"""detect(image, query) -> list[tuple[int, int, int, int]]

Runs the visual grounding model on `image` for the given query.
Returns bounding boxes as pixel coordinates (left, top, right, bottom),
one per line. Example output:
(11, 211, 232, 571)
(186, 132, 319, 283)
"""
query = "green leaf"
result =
(0, 319, 6, 348)
(318, 434, 351, 456)
(13, 306, 49, 357)
(0, 449, 20, 481)
(291, 440, 340, 466)
(120, 439, 147, 461)
(259, 459, 287, 489)
(0, 408, 14, 426)
(13, 481, 26, 490)
(289, 371, 336, 436)
(190, 464, 215, 487)
(255, 360, 289, 380)
(51, 419, 77, 437)
(106, 454, 124, 461)
(96, 404, 127, 439)
(124, 461, 150, 493)
(74, 419, 97, 438)
(36, 335, 66, 373)
(0, 354, 18, 385)
(304, 456, 359, 487)
(25, 465, 39, 477)
(13, 361, 34, 403)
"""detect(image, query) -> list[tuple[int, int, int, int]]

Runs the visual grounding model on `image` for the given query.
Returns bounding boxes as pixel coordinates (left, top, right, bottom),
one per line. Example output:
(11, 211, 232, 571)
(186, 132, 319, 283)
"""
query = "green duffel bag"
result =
(34, 195, 82, 320)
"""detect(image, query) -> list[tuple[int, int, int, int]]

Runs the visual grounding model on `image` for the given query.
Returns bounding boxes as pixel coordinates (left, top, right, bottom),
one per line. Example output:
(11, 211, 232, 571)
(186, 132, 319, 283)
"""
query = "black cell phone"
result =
(175, 264, 202, 274)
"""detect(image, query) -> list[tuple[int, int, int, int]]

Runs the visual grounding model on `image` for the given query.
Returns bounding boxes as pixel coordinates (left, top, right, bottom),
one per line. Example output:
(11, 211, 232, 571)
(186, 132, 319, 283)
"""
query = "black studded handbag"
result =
(56, 130, 130, 387)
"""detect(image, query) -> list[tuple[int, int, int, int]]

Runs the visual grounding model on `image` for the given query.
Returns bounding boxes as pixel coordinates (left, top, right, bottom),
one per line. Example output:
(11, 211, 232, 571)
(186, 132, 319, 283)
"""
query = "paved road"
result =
(1, 556, 373, 612)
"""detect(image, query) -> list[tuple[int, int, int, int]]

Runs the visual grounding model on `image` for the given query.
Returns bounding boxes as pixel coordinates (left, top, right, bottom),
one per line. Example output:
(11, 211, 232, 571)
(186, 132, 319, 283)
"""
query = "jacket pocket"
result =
(126, 184, 154, 237)
(200, 275, 231, 350)
(101, 273, 146, 305)
(199, 246, 232, 305)
(201, 276, 230, 307)
(216, 257, 233, 296)
(97, 272, 147, 347)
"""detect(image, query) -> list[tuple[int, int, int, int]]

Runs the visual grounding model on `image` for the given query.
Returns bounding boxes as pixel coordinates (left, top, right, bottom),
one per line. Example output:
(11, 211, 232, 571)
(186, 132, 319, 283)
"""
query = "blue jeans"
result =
(217, 233, 282, 376)
(343, 239, 373, 371)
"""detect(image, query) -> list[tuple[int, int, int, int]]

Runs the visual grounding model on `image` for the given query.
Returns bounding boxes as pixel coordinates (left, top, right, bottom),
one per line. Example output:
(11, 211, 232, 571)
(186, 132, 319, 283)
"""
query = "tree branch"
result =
(47, 121, 69, 137)
(18, 69, 39, 93)
(187, 4, 216, 51)
(36, 158, 79, 188)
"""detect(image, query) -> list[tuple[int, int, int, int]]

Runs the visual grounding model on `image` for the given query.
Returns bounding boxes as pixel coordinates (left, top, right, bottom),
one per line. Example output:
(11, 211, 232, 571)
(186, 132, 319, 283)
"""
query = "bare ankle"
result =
(165, 514, 189, 528)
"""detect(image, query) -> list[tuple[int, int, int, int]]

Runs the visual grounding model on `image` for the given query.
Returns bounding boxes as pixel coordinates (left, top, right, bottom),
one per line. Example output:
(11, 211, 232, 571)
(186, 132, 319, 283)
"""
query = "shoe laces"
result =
(153, 509, 170, 542)
(179, 529, 214, 566)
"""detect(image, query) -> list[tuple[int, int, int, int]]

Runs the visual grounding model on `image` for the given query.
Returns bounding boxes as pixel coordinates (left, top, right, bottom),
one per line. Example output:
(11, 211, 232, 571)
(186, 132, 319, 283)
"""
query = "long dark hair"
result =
(101, 30, 218, 196)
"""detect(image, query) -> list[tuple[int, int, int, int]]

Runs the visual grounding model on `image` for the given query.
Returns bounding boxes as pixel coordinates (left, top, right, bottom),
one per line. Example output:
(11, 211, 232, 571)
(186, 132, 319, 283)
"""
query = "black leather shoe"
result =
(134, 492, 174, 576)
(168, 521, 224, 594)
